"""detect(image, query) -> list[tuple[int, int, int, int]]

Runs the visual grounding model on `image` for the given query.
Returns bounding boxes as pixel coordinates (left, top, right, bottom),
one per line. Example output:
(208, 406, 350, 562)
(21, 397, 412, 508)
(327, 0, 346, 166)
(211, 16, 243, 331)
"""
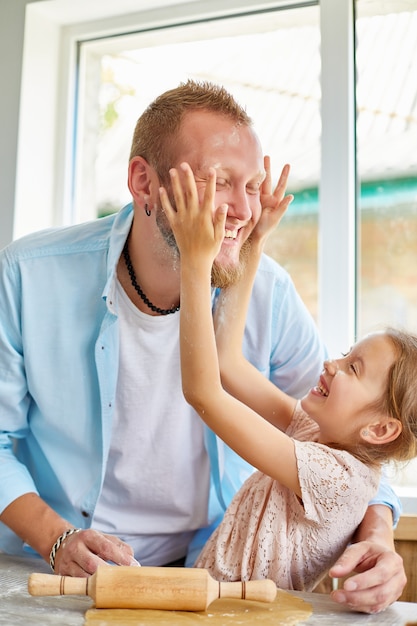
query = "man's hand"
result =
(329, 541, 406, 614)
(54, 529, 140, 577)
(0, 493, 140, 577)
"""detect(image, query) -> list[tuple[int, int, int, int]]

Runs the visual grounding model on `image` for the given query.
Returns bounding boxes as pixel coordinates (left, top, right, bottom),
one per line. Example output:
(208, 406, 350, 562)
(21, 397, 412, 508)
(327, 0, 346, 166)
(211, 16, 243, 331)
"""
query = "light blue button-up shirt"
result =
(0, 204, 400, 560)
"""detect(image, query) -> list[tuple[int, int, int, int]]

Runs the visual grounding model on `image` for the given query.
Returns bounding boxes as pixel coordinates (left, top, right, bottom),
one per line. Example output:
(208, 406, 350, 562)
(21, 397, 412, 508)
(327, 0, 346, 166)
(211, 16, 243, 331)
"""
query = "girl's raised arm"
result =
(215, 158, 296, 431)
(161, 162, 301, 497)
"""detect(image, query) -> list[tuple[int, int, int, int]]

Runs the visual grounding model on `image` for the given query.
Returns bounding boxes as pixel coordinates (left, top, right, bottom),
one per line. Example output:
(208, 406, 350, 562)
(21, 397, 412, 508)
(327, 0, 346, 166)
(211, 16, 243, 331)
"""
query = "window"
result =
(17, 0, 417, 346)
(15, 0, 417, 504)
(74, 4, 321, 319)
(356, 2, 417, 499)
(356, 7, 417, 338)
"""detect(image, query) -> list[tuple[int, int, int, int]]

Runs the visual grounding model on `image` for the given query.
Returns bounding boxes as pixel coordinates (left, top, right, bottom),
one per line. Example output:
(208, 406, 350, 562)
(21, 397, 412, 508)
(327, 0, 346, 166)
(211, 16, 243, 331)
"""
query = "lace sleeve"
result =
(294, 439, 380, 527)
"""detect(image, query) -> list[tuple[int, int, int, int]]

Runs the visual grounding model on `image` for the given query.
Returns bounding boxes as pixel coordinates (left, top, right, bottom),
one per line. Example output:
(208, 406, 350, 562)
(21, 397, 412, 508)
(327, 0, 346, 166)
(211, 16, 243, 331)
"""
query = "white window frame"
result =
(16, 0, 353, 357)
(9, 0, 417, 351)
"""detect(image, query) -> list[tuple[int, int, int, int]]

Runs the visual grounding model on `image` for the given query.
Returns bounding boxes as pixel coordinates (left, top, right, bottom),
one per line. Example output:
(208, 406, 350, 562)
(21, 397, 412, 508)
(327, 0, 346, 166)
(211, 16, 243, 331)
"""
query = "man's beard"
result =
(211, 241, 250, 288)
(155, 200, 251, 289)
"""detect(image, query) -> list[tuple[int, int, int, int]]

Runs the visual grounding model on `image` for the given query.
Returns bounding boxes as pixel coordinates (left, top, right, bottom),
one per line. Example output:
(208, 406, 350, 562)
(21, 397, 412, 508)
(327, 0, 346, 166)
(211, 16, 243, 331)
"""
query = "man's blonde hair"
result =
(129, 80, 252, 183)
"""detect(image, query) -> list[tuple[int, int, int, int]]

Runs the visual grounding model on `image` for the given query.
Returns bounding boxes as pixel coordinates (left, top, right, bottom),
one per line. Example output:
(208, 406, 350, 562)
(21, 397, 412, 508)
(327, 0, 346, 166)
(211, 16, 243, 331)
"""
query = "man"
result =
(0, 80, 405, 613)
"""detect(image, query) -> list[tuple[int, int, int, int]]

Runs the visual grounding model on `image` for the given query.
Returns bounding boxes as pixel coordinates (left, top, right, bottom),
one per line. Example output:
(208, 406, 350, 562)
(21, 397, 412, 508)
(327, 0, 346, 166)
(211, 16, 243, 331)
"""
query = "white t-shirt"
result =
(92, 281, 210, 565)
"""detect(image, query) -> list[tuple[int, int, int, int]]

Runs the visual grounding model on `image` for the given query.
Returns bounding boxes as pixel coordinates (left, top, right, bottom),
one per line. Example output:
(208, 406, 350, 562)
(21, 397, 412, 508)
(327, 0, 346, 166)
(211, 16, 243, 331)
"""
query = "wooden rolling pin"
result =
(28, 566, 277, 611)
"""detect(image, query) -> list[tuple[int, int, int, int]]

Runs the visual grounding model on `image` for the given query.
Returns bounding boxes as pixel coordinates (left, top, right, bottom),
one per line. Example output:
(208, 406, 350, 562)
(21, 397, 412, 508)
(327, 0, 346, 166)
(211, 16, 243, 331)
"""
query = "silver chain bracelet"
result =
(49, 528, 81, 572)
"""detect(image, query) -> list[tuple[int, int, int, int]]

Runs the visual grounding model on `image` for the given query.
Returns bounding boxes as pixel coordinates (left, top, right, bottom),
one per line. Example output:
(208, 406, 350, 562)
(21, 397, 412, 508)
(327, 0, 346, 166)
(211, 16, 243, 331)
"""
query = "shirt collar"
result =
(102, 202, 134, 307)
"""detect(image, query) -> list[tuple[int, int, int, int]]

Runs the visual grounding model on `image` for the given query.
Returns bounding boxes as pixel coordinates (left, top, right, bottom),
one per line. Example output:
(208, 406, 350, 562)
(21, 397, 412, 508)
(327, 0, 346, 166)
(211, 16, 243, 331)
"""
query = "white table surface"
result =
(0, 553, 416, 625)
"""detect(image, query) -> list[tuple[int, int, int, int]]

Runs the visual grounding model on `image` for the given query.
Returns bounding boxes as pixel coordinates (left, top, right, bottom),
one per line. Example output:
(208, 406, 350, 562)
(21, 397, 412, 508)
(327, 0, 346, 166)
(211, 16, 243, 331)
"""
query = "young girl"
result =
(159, 159, 417, 592)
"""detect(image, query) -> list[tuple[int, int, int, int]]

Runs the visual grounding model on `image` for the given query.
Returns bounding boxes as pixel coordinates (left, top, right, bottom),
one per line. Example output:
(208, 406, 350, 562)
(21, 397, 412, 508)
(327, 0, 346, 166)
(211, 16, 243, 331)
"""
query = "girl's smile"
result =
(301, 332, 397, 444)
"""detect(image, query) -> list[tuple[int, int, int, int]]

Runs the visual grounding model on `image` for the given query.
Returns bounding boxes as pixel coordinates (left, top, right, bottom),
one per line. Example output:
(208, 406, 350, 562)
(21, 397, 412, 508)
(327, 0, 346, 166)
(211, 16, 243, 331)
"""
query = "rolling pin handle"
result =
(28, 573, 89, 597)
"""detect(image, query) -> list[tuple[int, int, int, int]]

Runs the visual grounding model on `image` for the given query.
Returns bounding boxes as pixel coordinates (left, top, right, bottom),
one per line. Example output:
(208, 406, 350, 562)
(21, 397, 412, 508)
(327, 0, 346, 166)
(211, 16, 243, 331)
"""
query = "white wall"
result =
(0, 0, 202, 248)
(0, 0, 39, 250)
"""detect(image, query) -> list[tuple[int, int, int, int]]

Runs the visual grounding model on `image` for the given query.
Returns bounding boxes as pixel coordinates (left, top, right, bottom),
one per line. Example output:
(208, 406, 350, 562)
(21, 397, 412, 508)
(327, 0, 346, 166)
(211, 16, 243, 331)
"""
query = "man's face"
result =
(155, 110, 265, 288)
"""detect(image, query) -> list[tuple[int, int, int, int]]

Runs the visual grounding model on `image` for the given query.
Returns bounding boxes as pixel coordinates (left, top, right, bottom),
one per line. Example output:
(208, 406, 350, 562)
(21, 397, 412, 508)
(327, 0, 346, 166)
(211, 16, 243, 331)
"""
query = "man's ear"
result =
(128, 156, 152, 201)
(361, 418, 402, 445)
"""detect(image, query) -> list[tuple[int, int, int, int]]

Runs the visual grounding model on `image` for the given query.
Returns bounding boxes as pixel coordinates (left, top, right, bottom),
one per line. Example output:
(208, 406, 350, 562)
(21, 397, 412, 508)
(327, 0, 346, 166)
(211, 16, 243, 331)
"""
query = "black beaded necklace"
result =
(122, 241, 180, 315)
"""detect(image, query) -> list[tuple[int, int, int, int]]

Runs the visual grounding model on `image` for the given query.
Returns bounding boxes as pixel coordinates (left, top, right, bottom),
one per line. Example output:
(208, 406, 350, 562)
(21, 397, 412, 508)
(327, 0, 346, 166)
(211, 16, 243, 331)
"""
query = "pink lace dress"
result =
(195, 403, 380, 591)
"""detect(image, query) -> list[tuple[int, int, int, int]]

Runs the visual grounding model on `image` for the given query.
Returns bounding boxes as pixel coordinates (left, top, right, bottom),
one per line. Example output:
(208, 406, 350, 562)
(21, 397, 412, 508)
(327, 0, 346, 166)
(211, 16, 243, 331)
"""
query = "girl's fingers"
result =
(272, 163, 291, 202)
(202, 167, 216, 209)
(262, 155, 272, 195)
(260, 161, 292, 216)
(160, 164, 221, 256)
(168, 167, 186, 213)
(213, 204, 228, 244)
(159, 185, 174, 219)
(178, 162, 199, 211)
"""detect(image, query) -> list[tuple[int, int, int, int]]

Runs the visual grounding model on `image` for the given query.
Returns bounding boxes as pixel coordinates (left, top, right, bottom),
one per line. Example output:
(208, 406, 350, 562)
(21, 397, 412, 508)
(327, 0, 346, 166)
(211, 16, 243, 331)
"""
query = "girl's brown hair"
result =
(350, 328, 417, 466)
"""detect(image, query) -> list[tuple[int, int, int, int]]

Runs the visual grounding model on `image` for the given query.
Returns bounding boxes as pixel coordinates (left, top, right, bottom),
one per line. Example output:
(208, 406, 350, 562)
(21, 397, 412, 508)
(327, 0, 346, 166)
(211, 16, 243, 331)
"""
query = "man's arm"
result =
(0, 247, 137, 576)
(329, 504, 406, 613)
(0, 493, 70, 563)
(0, 493, 137, 576)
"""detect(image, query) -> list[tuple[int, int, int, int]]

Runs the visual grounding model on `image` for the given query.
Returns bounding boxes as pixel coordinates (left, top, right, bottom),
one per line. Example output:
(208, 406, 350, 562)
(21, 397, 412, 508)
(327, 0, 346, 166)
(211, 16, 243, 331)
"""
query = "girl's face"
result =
(301, 332, 397, 444)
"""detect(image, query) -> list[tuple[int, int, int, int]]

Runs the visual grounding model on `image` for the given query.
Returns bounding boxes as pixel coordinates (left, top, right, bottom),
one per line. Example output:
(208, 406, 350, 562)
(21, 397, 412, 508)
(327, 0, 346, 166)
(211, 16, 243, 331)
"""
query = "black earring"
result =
(144, 203, 151, 216)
